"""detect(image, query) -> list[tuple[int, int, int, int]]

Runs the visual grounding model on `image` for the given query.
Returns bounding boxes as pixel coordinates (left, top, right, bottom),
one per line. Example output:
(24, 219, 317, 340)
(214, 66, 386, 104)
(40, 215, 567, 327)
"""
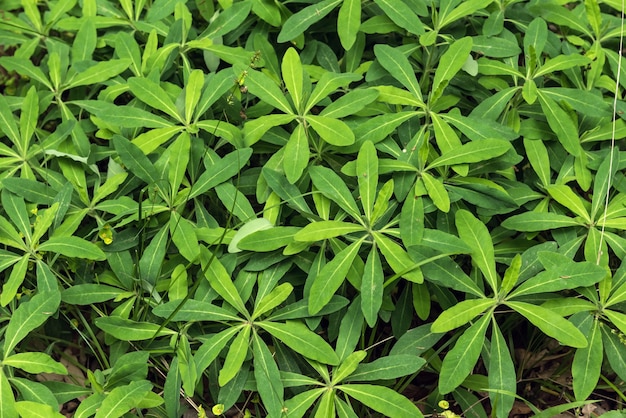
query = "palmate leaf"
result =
(339, 384, 424, 418)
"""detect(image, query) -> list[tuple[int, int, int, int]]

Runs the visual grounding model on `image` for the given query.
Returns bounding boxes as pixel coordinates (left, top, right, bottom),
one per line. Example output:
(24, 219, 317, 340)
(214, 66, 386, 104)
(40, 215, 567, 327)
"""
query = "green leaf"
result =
(400, 195, 424, 247)
(19, 86, 38, 155)
(201, 1, 252, 38)
(2, 190, 31, 244)
(455, 209, 498, 292)
(523, 138, 551, 186)
(348, 355, 425, 382)
(194, 69, 236, 120)
(253, 283, 293, 319)
(295, 221, 363, 242)
(94, 316, 176, 341)
(419, 256, 485, 297)
(310, 166, 361, 219)
(237, 226, 300, 252)
(356, 141, 378, 220)
(439, 313, 491, 394)
(219, 325, 251, 386)
(433, 37, 473, 94)
(352, 111, 417, 144)
(252, 333, 285, 417)
(15, 401, 64, 418)
(572, 316, 602, 401)
(306, 115, 355, 146)
(283, 388, 325, 418)
(337, 0, 361, 50)
(361, 247, 383, 327)
(373, 44, 423, 103)
(537, 90, 582, 157)
(4, 291, 61, 355)
(282, 48, 304, 112)
(309, 238, 365, 315)
(471, 35, 521, 58)
(3, 352, 67, 375)
(439, 0, 494, 28)
(319, 88, 379, 118)
(373, 0, 424, 35)
(38, 236, 106, 260)
(427, 138, 511, 169)
(152, 299, 242, 322)
(284, 124, 309, 183)
(137, 224, 168, 285)
(194, 327, 240, 376)
(422, 172, 450, 213)
(339, 384, 424, 418)
(541, 88, 611, 118)
(489, 322, 516, 417)
(113, 30, 140, 75)
(65, 59, 130, 89)
(94, 380, 152, 418)
(80, 101, 173, 128)
(128, 77, 181, 121)
(61, 284, 124, 305)
(431, 298, 495, 333)
(332, 350, 367, 384)
(375, 232, 422, 283)
(277, 0, 342, 42)
(251, 0, 281, 26)
(0, 93, 21, 151)
(200, 248, 247, 315)
(506, 301, 587, 348)
(501, 212, 582, 231)
(245, 68, 293, 114)
(306, 72, 362, 113)
(170, 212, 200, 262)
(258, 320, 340, 365)
(534, 54, 591, 78)
(189, 148, 253, 199)
(0, 370, 17, 418)
(0, 57, 53, 90)
(546, 184, 591, 223)
(0, 255, 29, 307)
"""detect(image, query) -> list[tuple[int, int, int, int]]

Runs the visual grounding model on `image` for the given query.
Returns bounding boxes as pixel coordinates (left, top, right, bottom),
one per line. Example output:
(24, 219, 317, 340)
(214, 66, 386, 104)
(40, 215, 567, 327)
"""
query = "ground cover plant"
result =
(1, 0, 626, 417)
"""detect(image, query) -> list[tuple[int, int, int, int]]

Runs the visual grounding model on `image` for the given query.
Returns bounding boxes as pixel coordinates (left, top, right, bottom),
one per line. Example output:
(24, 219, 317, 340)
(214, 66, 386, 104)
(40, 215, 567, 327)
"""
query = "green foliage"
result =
(1, 0, 626, 417)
